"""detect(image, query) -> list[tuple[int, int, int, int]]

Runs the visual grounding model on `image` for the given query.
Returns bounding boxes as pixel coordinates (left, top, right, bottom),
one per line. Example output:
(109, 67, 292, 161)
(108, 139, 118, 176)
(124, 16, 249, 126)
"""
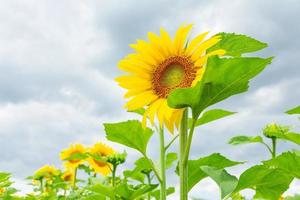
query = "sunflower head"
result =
(60, 143, 86, 169)
(87, 142, 115, 176)
(34, 165, 59, 180)
(61, 169, 74, 183)
(0, 188, 5, 196)
(263, 123, 290, 138)
(116, 24, 225, 133)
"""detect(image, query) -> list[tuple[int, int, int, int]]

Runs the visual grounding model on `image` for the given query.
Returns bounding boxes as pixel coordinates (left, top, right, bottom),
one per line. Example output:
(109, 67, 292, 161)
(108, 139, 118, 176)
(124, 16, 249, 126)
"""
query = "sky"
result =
(0, 0, 299, 199)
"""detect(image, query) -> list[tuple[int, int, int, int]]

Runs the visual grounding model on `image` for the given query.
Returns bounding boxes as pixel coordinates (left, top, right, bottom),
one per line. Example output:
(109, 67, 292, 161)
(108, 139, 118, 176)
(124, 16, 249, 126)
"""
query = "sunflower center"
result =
(160, 64, 185, 87)
(152, 56, 196, 98)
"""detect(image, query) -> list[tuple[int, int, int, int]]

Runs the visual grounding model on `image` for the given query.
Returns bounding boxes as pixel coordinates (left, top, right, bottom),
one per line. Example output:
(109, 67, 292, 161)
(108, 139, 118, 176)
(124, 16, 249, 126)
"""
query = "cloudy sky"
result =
(0, 0, 299, 199)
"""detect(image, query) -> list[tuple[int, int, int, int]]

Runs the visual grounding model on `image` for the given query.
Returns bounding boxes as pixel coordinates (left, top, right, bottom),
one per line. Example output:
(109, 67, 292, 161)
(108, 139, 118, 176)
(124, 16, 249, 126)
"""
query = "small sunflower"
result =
(116, 24, 225, 132)
(87, 142, 115, 176)
(0, 188, 5, 196)
(34, 165, 59, 180)
(60, 143, 86, 169)
(61, 169, 75, 183)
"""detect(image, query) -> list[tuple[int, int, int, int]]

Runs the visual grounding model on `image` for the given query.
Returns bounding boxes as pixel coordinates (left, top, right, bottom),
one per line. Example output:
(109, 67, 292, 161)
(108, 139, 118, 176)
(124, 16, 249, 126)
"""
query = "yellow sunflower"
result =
(115, 24, 225, 132)
(87, 142, 115, 176)
(34, 165, 59, 179)
(60, 143, 86, 169)
(0, 187, 5, 196)
(61, 169, 75, 183)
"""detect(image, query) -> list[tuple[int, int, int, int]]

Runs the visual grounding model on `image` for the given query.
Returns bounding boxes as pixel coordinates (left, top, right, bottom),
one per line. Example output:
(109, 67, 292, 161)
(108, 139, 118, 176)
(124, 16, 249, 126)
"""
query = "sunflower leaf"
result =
(234, 165, 294, 200)
(189, 109, 236, 128)
(165, 152, 178, 169)
(175, 153, 242, 191)
(263, 151, 300, 178)
(104, 120, 153, 155)
(200, 166, 238, 199)
(286, 105, 300, 115)
(228, 135, 264, 145)
(208, 32, 268, 57)
(168, 56, 273, 118)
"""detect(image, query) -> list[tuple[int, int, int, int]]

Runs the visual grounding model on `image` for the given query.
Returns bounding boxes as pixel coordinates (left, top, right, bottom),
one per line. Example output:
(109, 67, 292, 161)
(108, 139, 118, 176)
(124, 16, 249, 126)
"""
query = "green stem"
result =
(73, 167, 77, 189)
(183, 118, 197, 164)
(271, 137, 277, 158)
(179, 109, 188, 200)
(142, 153, 162, 183)
(146, 173, 151, 200)
(112, 164, 117, 187)
(39, 179, 44, 193)
(159, 127, 167, 200)
(165, 134, 179, 151)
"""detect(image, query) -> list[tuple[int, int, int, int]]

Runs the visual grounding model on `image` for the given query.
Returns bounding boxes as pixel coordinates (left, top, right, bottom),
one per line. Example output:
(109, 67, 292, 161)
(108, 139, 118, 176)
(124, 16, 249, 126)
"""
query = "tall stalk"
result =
(179, 109, 188, 200)
(112, 164, 117, 187)
(271, 137, 277, 158)
(159, 127, 167, 200)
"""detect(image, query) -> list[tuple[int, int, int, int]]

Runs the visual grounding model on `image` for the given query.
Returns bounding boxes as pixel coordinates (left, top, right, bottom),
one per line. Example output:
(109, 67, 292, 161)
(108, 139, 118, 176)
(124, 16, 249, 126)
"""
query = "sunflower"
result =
(87, 142, 115, 176)
(60, 143, 86, 169)
(0, 188, 5, 196)
(34, 165, 59, 180)
(61, 169, 75, 183)
(115, 24, 225, 132)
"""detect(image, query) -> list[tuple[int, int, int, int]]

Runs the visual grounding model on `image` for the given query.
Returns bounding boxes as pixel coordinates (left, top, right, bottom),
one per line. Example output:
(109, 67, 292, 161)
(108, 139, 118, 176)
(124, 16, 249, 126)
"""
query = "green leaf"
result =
(130, 184, 158, 199)
(190, 109, 236, 127)
(228, 135, 263, 145)
(135, 157, 152, 172)
(208, 33, 268, 57)
(88, 184, 114, 198)
(151, 187, 175, 200)
(123, 169, 145, 183)
(104, 120, 153, 155)
(234, 165, 294, 200)
(280, 132, 300, 145)
(286, 105, 300, 115)
(200, 166, 238, 199)
(168, 56, 273, 118)
(263, 151, 300, 178)
(177, 153, 241, 191)
(286, 194, 300, 200)
(165, 152, 178, 169)
(128, 108, 146, 116)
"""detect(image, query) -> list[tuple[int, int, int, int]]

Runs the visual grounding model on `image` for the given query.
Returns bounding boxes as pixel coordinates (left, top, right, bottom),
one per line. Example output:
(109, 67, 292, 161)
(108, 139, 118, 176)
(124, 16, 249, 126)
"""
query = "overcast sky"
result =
(0, 0, 299, 199)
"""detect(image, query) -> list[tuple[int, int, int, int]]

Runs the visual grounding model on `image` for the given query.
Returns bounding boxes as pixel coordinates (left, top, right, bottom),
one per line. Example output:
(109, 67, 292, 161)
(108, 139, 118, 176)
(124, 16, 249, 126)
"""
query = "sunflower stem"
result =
(39, 179, 44, 194)
(159, 126, 167, 200)
(72, 167, 77, 189)
(183, 118, 197, 165)
(112, 164, 117, 187)
(179, 109, 188, 200)
(271, 137, 277, 158)
(146, 172, 152, 200)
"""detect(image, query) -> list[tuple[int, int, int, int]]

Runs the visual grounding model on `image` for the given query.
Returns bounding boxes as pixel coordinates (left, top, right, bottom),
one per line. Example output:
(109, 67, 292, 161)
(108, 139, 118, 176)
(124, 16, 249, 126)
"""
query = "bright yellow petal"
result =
(173, 24, 193, 55)
(143, 99, 164, 127)
(130, 40, 163, 63)
(118, 60, 152, 79)
(190, 36, 222, 62)
(148, 32, 169, 58)
(185, 31, 209, 56)
(160, 28, 174, 55)
(125, 91, 158, 110)
(115, 75, 152, 89)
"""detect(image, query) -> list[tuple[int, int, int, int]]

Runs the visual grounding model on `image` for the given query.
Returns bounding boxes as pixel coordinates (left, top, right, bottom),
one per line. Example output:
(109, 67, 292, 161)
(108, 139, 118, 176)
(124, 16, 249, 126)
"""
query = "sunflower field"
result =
(1, 25, 300, 200)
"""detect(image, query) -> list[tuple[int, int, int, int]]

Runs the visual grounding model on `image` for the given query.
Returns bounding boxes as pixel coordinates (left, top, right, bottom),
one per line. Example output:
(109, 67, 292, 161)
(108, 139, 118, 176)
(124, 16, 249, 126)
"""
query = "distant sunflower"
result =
(0, 188, 5, 196)
(116, 24, 225, 132)
(34, 165, 59, 180)
(60, 144, 86, 169)
(87, 142, 115, 176)
(61, 169, 75, 184)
